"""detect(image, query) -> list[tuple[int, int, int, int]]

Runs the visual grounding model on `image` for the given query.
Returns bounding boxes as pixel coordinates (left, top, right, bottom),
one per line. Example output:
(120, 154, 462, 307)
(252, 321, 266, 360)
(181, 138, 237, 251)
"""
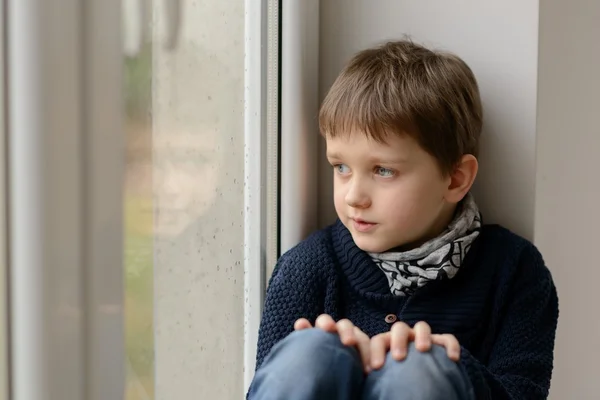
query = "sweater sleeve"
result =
(253, 251, 326, 372)
(460, 245, 559, 399)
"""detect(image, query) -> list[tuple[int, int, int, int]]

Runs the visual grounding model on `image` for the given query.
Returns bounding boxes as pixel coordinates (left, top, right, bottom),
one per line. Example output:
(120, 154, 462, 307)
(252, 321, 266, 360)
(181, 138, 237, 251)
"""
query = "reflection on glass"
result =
(124, 40, 154, 400)
(123, 1, 245, 399)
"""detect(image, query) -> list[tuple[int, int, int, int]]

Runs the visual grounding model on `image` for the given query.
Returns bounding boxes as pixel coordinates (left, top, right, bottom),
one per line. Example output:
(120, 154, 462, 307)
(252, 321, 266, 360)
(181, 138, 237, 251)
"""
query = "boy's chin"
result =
(351, 234, 391, 253)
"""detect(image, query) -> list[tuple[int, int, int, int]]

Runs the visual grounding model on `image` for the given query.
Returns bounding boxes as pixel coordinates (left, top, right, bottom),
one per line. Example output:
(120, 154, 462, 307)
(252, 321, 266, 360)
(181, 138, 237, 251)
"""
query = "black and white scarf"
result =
(369, 193, 482, 296)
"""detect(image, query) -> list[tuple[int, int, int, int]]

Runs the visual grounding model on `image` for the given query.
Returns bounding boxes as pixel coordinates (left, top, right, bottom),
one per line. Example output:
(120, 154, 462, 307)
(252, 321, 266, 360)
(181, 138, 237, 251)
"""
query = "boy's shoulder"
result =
(480, 223, 532, 248)
(272, 224, 337, 280)
(478, 223, 554, 284)
(279, 225, 335, 265)
(479, 223, 539, 256)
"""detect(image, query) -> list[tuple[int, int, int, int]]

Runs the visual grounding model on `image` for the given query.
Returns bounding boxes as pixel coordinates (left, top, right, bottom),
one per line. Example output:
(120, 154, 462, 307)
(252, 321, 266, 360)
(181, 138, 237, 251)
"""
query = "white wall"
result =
(534, 1, 600, 398)
(318, 1, 599, 398)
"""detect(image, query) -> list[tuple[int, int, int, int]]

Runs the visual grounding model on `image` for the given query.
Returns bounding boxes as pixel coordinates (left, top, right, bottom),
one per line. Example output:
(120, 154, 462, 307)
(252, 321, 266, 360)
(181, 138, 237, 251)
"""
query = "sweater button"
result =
(385, 314, 397, 324)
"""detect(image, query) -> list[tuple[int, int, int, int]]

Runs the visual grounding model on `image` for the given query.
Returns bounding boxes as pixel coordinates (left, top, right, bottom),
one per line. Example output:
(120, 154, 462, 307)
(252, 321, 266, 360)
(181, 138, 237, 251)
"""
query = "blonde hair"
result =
(319, 39, 483, 174)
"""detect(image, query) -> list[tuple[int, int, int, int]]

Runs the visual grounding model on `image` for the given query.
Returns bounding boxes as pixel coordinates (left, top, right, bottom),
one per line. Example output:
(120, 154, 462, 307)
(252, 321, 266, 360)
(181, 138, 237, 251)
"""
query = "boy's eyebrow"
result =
(369, 156, 409, 165)
(326, 152, 409, 164)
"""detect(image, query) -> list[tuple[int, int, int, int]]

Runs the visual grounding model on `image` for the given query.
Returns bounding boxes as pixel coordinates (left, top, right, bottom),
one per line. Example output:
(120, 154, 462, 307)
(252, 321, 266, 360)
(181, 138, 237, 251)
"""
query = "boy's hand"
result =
(294, 314, 372, 373)
(370, 321, 461, 370)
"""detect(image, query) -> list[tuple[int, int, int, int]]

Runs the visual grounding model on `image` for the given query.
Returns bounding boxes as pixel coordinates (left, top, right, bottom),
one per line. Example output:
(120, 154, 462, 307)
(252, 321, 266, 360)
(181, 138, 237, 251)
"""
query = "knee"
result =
(399, 342, 459, 377)
(259, 328, 360, 377)
(367, 343, 473, 399)
(283, 328, 346, 355)
(249, 329, 363, 398)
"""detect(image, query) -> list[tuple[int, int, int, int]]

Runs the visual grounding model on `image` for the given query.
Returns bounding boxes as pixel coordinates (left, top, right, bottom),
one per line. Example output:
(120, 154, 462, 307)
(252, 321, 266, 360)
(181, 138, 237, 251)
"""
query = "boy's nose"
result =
(345, 181, 371, 209)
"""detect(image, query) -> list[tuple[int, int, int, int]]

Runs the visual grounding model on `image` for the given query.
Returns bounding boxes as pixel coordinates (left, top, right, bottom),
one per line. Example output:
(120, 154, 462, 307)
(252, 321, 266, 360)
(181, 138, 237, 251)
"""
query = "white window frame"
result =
(244, 0, 320, 390)
(244, 0, 267, 391)
(244, 0, 282, 391)
(0, 1, 8, 397)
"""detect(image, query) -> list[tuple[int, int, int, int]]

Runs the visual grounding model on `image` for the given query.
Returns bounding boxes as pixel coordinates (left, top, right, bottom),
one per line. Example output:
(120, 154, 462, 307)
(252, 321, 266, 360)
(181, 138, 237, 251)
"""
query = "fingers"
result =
(298, 316, 456, 373)
(369, 332, 390, 370)
(313, 315, 358, 347)
(432, 334, 461, 361)
(336, 319, 358, 346)
(413, 321, 432, 352)
(354, 327, 371, 373)
(315, 316, 370, 373)
(312, 315, 359, 348)
(314, 314, 337, 333)
(371, 321, 414, 370)
(293, 318, 312, 331)
(390, 321, 413, 361)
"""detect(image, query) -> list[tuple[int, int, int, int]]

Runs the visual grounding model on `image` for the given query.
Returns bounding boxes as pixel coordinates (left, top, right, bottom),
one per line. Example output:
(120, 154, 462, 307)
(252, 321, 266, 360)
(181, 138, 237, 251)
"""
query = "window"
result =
(123, 1, 272, 398)
(4, 1, 277, 397)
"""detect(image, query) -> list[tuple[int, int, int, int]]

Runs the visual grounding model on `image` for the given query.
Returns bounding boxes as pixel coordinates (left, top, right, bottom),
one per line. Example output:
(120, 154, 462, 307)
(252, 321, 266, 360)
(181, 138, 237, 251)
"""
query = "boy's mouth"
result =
(351, 218, 378, 232)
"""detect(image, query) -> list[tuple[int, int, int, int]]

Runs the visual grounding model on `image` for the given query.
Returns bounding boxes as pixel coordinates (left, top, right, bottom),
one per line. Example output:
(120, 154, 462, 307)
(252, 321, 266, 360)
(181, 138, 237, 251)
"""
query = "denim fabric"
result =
(248, 329, 475, 400)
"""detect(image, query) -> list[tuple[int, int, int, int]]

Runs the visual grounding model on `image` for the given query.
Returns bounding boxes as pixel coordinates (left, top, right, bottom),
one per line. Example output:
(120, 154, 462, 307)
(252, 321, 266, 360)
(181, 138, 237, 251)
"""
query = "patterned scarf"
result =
(369, 193, 482, 296)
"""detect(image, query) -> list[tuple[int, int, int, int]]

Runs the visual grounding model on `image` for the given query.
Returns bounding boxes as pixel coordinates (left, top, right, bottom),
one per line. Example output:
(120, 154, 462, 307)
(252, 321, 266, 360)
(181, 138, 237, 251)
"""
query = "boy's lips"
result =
(351, 218, 378, 232)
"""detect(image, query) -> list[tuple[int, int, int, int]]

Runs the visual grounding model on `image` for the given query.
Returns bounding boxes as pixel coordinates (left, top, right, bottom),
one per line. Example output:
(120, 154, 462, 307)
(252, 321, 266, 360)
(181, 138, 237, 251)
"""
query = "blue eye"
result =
(376, 167, 395, 177)
(335, 164, 350, 174)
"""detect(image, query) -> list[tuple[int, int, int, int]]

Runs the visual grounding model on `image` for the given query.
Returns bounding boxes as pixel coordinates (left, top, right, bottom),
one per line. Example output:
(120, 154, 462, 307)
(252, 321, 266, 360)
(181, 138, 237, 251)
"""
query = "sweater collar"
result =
(331, 220, 395, 300)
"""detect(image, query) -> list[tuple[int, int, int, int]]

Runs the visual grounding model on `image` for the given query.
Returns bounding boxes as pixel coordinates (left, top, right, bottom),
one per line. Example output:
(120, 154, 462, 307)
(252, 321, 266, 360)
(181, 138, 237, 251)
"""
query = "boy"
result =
(247, 40, 558, 400)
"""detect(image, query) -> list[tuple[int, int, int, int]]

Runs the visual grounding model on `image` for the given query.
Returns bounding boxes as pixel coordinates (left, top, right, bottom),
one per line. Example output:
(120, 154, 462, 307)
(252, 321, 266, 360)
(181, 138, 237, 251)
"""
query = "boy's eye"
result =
(375, 167, 395, 177)
(334, 164, 350, 174)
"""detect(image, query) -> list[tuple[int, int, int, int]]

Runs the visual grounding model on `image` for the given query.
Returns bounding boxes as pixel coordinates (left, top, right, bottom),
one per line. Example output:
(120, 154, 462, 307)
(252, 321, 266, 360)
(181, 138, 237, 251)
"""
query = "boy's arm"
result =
(460, 245, 559, 399)
(253, 252, 325, 371)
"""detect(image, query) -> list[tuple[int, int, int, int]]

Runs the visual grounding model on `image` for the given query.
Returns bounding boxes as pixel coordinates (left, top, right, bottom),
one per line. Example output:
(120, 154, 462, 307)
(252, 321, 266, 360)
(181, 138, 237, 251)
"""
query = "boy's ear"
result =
(445, 154, 478, 203)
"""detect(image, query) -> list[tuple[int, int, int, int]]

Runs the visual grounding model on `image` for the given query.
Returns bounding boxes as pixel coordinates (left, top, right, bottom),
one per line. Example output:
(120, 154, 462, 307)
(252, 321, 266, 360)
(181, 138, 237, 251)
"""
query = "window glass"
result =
(123, 1, 245, 398)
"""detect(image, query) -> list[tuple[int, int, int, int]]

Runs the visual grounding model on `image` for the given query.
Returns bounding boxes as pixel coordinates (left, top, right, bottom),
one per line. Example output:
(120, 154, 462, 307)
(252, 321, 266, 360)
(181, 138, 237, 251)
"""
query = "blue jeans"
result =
(248, 328, 475, 400)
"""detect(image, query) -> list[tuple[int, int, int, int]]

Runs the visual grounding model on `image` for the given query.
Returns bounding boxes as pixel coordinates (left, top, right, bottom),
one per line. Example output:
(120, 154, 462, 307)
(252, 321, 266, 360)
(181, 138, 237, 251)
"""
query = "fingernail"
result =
(393, 349, 404, 359)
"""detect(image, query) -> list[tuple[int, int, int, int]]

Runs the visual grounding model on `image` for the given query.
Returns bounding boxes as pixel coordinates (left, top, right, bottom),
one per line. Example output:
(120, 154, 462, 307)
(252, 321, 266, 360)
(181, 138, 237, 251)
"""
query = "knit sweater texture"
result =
(252, 220, 559, 399)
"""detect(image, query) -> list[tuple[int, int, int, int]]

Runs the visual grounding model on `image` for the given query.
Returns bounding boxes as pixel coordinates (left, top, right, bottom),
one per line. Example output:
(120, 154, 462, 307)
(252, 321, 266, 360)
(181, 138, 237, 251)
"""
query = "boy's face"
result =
(154, 129, 220, 237)
(327, 132, 455, 253)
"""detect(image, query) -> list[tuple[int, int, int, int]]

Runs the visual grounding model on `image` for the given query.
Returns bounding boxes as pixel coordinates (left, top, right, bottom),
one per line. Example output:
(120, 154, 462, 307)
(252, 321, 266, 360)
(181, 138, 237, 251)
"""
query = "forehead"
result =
(325, 132, 422, 161)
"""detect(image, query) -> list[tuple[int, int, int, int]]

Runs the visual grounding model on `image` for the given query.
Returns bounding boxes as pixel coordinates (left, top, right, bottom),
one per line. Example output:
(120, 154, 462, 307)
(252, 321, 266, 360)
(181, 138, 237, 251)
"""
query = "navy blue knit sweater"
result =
(253, 220, 559, 399)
